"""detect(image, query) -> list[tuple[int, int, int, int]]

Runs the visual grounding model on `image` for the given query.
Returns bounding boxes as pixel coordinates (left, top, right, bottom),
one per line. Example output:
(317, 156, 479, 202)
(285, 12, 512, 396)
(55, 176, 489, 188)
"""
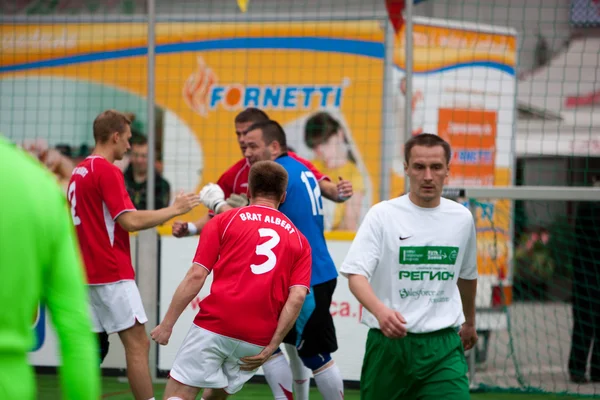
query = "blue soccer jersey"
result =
(275, 154, 338, 286)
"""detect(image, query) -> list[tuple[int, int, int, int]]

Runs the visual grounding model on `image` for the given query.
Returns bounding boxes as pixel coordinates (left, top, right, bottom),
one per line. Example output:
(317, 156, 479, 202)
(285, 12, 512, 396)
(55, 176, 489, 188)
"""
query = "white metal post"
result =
(403, 0, 414, 194)
(137, 0, 159, 382)
(380, 18, 396, 202)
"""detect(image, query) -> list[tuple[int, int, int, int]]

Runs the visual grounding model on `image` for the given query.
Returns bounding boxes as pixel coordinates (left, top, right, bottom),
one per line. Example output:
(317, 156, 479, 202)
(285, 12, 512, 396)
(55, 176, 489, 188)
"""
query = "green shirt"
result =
(124, 165, 171, 210)
(0, 136, 100, 399)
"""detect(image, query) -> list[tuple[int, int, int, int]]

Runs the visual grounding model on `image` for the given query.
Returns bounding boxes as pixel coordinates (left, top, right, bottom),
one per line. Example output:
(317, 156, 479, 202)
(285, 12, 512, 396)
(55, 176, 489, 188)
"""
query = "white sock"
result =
(314, 363, 344, 400)
(262, 353, 294, 399)
(284, 343, 311, 400)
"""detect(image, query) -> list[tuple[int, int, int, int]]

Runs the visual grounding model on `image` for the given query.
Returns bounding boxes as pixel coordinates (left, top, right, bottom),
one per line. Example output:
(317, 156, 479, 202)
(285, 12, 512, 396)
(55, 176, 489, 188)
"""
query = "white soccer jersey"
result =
(340, 195, 478, 333)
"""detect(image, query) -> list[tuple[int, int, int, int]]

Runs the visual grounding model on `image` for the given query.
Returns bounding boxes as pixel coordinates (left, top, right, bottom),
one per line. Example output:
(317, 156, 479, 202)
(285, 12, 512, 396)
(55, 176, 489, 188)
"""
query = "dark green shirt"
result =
(124, 165, 171, 210)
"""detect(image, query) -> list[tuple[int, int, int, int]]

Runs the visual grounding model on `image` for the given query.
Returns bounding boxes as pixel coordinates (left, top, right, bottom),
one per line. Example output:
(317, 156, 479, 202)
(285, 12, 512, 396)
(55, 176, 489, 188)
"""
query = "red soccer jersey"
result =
(193, 205, 312, 346)
(67, 156, 137, 285)
(216, 152, 329, 199)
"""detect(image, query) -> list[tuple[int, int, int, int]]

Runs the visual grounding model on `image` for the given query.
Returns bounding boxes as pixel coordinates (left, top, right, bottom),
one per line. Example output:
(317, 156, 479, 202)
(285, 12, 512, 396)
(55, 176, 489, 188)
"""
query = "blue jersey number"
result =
(300, 171, 324, 216)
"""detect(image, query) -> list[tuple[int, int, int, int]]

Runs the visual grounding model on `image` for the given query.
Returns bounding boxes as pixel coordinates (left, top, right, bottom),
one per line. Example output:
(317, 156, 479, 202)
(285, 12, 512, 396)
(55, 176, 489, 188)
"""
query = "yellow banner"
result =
(0, 22, 384, 231)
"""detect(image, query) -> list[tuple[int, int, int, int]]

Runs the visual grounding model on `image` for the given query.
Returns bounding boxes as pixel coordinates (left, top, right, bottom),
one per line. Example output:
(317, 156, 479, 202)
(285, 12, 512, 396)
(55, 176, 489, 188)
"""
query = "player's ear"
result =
(280, 191, 287, 205)
(111, 131, 120, 143)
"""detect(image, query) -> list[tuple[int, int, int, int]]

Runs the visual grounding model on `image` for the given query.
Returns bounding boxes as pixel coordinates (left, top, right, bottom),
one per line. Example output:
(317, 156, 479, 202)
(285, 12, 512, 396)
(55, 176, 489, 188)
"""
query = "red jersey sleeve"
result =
(192, 214, 223, 271)
(216, 170, 234, 199)
(97, 162, 136, 219)
(288, 152, 330, 182)
(290, 235, 312, 290)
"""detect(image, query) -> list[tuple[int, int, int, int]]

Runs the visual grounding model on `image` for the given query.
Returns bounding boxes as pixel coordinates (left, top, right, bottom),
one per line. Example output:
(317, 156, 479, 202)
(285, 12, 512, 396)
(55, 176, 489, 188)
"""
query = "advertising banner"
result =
(391, 18, 517, 284)
(0, 21, 385, 232)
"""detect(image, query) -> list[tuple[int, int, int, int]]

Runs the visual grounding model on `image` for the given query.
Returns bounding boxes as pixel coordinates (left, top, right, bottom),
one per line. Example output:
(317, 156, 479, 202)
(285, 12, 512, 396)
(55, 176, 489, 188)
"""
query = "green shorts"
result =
(360, 327, 470, 400)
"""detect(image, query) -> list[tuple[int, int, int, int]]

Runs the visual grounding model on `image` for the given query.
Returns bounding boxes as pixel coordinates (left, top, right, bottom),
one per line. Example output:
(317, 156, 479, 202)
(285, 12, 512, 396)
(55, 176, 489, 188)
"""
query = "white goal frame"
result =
(444, 185, 599, 389)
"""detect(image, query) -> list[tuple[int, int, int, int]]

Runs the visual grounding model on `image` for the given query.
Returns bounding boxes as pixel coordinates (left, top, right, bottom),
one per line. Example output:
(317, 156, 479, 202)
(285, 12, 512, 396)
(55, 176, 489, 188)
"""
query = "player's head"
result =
(243, 120, 287, 165)
(248, 160, 288, 206)
(93, 110, 132, 160)
(234, 108, 270, 155)
(129, 132, 149, 174)
(304, 111, 355, 168)
(404, 133, 451, 206)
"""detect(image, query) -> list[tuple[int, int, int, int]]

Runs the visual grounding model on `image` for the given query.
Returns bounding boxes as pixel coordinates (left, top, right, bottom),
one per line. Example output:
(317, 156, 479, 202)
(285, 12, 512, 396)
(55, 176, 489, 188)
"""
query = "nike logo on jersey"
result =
(399, 235, 412, 240)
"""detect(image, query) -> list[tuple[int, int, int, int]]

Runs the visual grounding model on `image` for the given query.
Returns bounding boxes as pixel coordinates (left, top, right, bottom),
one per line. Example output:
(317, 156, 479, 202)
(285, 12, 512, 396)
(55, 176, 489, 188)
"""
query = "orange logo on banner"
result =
(438, 108, 497, 186)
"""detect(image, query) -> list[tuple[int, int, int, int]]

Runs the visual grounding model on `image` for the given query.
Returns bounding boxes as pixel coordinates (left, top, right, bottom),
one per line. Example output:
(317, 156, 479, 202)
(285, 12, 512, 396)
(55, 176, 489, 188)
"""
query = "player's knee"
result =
(121, 326, 150, 354)
(98, 332, 110, 363)
(300, 353, 332, 371)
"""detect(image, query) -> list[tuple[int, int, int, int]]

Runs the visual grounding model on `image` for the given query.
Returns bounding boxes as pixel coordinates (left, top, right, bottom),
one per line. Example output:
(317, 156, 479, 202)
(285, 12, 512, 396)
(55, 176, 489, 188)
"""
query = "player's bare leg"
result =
(162, 377, 202, 400)
(118, 321, 154, 400)
(197, 388, 228, 400)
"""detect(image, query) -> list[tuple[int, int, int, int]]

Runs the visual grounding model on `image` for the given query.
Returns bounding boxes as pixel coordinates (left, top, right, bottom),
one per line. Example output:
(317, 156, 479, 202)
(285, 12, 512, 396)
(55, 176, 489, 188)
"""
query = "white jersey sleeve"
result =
(340, 204, 383, 279)
(459, 216, 478, 280)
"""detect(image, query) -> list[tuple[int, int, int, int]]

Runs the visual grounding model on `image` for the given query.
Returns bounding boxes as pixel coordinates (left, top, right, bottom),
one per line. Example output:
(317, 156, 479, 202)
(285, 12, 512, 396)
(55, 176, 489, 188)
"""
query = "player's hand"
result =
(337, 176, 353, 202)
(458, 322, 478, 351)
(375, 307, 407, 339)
(172, 190, 201, 215)
(226, 193, 249, 208)
(200, 183, 227, 213)
(150, 324, 172, 346)
(239, 345, 277, 371)
(172, 221, 189, 238)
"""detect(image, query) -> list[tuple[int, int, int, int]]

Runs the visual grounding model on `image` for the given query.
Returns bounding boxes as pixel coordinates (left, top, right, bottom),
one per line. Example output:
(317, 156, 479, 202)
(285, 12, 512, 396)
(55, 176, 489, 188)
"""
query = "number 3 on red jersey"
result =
(250, 228, 280, 275)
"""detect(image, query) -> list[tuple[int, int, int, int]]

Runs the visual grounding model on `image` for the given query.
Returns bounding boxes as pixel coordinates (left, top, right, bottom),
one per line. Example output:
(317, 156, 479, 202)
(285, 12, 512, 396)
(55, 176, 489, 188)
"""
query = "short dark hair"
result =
(404, 133, 451, 164)
(130, 131, 148, 146)
(246, 120, 288, 151)
(93, 110, 131, 144)
(235, 108, 270, 124)
(248, 160, 288, 201)
(304, 111, 341, 149)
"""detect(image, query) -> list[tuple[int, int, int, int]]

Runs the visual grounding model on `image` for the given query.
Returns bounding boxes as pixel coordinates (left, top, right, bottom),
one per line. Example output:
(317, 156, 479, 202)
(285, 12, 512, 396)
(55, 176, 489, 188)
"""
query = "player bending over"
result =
(152, 160, 312, 400)
(200, 120, 345, 400)
(172, 107, 352, 400)
(68, 110, 200, 400)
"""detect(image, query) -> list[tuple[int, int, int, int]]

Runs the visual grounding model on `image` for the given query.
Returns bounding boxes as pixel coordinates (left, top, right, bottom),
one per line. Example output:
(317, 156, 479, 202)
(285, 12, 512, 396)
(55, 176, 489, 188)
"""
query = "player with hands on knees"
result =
(152, 160, 311, 400)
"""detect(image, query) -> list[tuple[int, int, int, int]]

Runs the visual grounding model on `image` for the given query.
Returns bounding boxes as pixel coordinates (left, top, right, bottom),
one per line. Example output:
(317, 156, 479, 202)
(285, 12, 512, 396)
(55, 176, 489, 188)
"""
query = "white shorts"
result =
(88, 280, 148, 334)
(169, 325, 264, 394)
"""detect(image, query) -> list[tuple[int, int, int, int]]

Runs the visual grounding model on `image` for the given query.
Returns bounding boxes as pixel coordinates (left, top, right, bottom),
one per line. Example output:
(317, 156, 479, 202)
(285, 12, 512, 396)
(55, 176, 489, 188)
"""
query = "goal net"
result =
(1, 0, 599, 397)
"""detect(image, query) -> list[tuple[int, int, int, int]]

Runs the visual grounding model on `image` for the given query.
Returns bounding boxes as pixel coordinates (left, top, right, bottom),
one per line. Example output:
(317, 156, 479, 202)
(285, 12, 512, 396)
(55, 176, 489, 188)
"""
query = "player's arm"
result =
(172, 213, 211, 237)
(151, 264, 210, 345)
(457, 278, 477, 326)
(151, 217, 221, 345)
(457, 218, 479, 350)
(240, 237, 311, 371)
(98, 163, 200, 232)
(240, 286, 308, 371)
(341, 206, 407, 338)
(117, 190, 200, 232)
(45, 191, 100, 399)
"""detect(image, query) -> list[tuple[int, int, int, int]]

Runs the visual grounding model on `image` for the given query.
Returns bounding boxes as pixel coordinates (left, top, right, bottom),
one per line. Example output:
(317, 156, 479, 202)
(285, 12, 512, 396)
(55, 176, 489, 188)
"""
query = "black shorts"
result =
(283, 278, 338, 357)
